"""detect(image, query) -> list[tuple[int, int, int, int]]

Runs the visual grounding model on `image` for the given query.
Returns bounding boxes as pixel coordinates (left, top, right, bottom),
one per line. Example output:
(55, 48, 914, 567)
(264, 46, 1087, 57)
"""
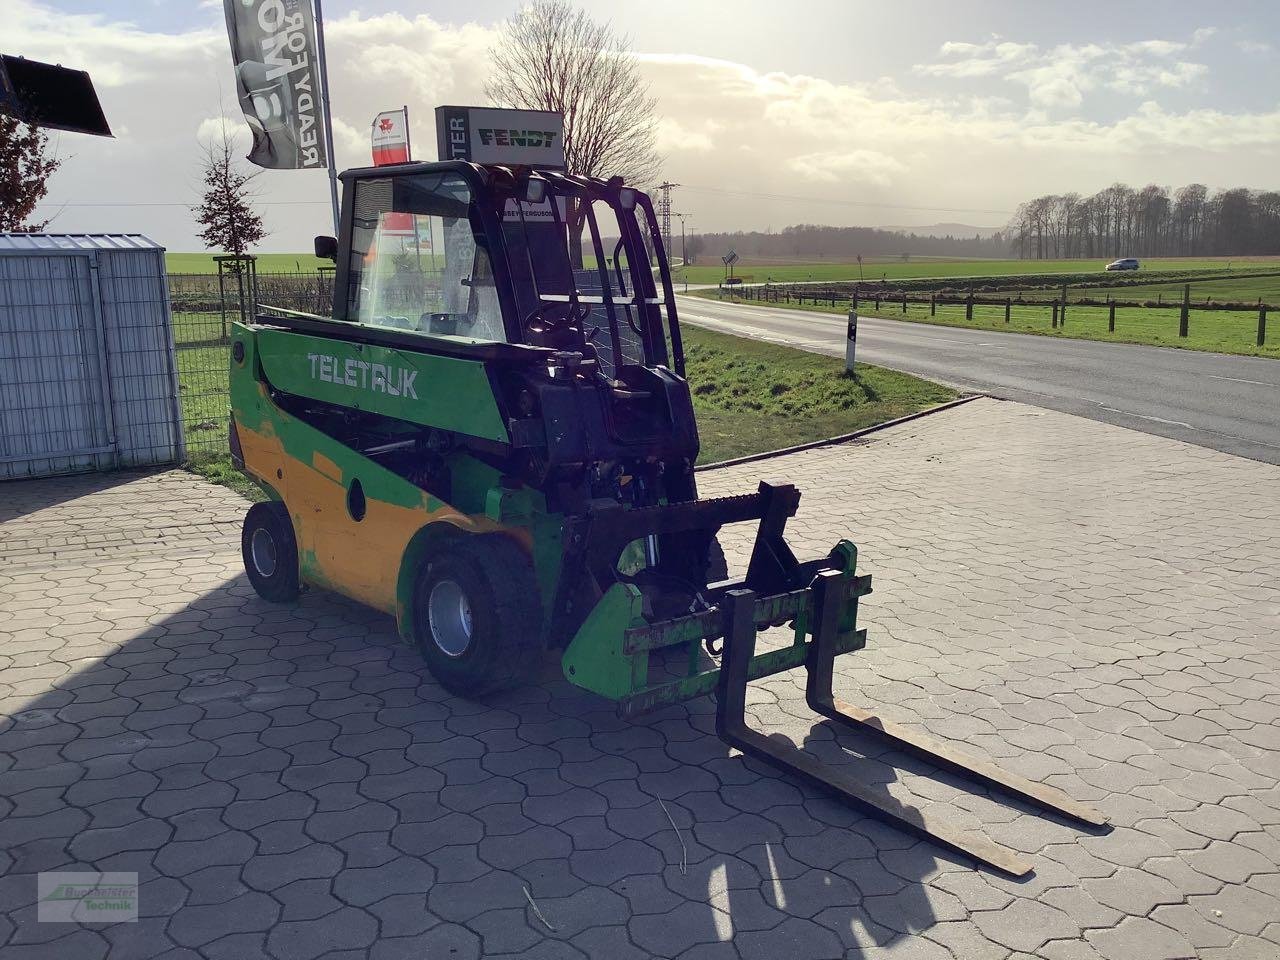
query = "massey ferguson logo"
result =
(477, 128, 558, 149)
(308, 353, 419, 400)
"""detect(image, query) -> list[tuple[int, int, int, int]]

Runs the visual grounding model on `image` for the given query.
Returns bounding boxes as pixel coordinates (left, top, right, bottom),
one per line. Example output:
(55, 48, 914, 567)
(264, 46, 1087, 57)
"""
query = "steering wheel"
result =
(523, 300, 591, 337)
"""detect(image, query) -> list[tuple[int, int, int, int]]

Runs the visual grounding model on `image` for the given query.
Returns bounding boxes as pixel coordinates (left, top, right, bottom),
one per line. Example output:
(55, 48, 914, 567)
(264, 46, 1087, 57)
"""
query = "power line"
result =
(40, 200, 330, 208)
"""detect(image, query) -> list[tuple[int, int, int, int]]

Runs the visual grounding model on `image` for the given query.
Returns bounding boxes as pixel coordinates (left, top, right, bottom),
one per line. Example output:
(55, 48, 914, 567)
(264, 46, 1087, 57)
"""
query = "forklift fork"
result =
(715, 571, 1109, 877)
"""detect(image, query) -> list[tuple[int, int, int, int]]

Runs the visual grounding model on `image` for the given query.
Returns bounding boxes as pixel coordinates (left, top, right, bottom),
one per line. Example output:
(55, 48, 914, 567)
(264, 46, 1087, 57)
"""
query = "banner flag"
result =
(372, 108, 410, 166)
(223, 0, 328, 170)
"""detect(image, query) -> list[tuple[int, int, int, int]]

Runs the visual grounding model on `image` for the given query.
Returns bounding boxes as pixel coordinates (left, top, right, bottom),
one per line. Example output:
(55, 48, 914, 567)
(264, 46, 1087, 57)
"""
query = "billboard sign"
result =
(223, 0, 328, 170)
(435, 105, 564, 169)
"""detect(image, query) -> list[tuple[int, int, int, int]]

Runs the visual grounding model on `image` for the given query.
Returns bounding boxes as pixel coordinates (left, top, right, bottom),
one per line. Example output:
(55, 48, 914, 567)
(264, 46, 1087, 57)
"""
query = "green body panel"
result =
(563, 539, 869, 711)
(254, 327, 509, 443)
(561, 583, 650, 699)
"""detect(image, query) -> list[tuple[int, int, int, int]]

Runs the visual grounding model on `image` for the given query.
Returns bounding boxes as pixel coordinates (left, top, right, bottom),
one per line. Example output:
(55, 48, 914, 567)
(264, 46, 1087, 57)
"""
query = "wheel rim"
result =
(250, 527, 278, 578)
(428, 578, 473, 657)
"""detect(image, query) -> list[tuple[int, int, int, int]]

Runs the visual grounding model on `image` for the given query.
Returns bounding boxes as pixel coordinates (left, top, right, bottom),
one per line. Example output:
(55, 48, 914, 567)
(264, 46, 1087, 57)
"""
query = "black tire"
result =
(242, 502, 300, 603)
(411, 534, 542, 697)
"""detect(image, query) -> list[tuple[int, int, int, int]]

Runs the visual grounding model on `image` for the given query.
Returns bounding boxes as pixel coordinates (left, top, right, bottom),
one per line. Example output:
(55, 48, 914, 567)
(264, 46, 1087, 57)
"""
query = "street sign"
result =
(722, 250, 739, 266)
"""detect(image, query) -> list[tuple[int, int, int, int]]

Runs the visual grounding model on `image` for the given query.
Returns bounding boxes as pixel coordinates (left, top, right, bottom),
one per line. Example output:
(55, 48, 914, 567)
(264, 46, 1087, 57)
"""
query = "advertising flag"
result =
(223, 0, 328, 170)
(372, 108, 410, 166)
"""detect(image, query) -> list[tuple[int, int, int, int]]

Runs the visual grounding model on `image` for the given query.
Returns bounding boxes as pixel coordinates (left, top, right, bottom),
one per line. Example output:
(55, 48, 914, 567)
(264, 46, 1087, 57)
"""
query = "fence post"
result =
(901, 292, 907, 314)
(852, 286, 859, 309)
(1108, 298, 1116, 333)
(930, 294, 936, 316)
(1060, 299, 1066, 327)
(1004, 298, 1011, 323)
(874, 293, 880, 311)
(1259, 306, 1268, 347)
(965, 285, 973, 321)
(1051, 301, 1058, 328)
(1179, 284, 1190, 337)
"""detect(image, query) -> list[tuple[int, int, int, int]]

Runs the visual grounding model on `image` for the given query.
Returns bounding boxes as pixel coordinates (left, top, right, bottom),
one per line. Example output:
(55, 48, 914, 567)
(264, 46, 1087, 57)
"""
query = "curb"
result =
(695, 394, 988, 472)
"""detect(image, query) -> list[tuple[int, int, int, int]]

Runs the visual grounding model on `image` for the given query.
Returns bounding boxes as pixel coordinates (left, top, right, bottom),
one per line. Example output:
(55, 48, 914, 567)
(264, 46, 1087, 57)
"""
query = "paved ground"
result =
(2, 399, 1278, 960)
(676, 296, 1280, 465)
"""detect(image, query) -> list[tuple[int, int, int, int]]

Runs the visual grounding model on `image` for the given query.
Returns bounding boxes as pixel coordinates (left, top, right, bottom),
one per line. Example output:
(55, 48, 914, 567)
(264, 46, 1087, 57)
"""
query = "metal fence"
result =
(172, 269, 335, 457)
(717, 280, 1273, 348)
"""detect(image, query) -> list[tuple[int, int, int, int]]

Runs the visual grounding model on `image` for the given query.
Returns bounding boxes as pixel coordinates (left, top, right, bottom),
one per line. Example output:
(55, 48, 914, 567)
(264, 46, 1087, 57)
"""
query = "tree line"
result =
(1008, 183, 1280, 260)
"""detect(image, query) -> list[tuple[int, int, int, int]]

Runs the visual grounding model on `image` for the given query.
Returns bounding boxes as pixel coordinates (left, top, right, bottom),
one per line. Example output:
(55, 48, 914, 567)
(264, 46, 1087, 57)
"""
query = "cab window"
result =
(346, 173, 505, 342)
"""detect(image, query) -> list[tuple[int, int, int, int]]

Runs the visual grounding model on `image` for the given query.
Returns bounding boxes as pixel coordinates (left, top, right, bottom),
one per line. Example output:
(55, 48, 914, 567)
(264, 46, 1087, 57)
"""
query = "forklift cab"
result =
(325, 160, 685, 383)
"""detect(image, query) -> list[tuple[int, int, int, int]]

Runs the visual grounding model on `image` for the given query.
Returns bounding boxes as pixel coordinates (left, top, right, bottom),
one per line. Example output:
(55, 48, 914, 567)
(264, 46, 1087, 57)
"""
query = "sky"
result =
(7, 0, 1280, 252)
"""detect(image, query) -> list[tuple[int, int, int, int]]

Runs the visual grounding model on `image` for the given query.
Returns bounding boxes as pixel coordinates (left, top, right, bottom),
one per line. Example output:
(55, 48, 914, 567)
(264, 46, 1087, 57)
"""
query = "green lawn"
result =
(175, 323, 956, 495)
(1079, 273, 1280, 304)
(673, 256, 1280, 286)
(687, 289, 1277, 359)
(167, 252, 331, 274)
(681, 325, 956, 462)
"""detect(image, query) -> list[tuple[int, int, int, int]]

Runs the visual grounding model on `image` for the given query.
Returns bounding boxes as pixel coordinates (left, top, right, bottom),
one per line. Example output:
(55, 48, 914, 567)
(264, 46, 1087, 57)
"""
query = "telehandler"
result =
(228, 159, 1105, 875)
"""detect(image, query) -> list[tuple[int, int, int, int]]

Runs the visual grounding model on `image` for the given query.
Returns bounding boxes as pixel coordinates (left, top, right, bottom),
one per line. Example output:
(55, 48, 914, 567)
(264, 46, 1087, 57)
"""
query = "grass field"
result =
(672, 256, 1280, 286)
(1080, 274, 1280, 304)
(174, 321, 955, 495)
(682, 325, 956, 462)
(688, 289, 1278, 359)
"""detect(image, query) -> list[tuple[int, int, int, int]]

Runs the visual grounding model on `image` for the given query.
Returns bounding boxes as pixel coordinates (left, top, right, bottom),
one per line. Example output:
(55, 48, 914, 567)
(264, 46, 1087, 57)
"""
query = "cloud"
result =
(916, 33, 1210, 110)
(787, 150, 906, 187)
(1237, 39, 1271, 54)
(14, 2, 1280, 249)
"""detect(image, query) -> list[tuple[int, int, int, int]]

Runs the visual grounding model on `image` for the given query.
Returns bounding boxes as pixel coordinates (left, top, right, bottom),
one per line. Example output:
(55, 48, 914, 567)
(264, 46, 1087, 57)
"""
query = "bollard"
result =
(1005, 298, 1011, 323)
(845, 305, 859, 373)
(1260, 306, 1268, 347)
(1108, 299, 1116, 333)
(1179, 284, 1190, 337)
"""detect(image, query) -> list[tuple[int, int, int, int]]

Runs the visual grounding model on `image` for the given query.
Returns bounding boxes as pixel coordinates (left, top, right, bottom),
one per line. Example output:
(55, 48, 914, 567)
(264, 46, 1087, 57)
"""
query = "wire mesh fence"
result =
(172, 269, 335, 458)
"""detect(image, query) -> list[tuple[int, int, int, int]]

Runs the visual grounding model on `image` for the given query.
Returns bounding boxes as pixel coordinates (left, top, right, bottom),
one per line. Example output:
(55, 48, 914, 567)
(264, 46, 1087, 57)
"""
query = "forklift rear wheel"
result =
(412, 534, 541, 697)
(242, 502, 300, 603)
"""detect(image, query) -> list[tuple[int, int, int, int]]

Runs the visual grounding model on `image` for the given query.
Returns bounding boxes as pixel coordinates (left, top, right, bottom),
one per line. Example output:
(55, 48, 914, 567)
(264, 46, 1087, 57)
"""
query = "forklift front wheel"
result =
(411, 534, 542, 698)
(242, 502, 300, 603)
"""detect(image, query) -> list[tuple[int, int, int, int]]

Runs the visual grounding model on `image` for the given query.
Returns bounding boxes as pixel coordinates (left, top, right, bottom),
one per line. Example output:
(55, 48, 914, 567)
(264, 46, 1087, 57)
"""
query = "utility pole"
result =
(656, 182, 679, 268)
(676, 213, 688, 266)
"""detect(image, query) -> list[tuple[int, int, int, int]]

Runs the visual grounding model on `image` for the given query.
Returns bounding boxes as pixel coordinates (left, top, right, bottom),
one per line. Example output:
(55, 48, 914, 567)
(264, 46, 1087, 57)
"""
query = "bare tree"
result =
(486, 0, 660, 184)
(192, 122, 266, 260)
(485, 0, 661, 264)
(0, 114, 61, 231)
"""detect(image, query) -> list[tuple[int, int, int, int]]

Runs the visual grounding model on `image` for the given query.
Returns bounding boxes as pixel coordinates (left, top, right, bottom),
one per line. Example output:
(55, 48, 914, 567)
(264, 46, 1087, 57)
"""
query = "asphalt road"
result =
(676, 295, 1280, 465)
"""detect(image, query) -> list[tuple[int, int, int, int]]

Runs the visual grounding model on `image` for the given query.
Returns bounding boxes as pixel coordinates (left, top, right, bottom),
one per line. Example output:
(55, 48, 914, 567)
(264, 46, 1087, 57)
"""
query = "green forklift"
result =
(228, 159, 1105, 876)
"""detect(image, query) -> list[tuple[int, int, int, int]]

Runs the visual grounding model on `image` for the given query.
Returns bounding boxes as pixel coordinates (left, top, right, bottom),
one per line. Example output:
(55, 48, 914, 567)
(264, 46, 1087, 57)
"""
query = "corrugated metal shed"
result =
(0, 232, 185, 479)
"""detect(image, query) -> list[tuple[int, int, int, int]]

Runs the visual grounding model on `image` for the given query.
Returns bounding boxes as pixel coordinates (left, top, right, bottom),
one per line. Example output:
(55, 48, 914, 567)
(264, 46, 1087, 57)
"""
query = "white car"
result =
(1105, 258, 1140, 271)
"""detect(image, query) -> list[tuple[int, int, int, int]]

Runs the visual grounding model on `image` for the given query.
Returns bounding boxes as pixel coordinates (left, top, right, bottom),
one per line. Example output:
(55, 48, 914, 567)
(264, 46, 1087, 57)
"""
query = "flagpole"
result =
(313, 0, 341, 234)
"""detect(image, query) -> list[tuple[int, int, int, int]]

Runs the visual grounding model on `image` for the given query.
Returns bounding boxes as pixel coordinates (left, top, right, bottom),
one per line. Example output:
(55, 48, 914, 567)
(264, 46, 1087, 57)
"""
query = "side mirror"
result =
(314, 235, 338, 261)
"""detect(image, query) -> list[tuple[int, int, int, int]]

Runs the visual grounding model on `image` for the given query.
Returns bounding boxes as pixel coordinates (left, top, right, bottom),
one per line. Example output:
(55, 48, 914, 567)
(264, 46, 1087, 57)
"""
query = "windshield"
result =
(501, 179, 680, 377)
(346, 172, 505, 341)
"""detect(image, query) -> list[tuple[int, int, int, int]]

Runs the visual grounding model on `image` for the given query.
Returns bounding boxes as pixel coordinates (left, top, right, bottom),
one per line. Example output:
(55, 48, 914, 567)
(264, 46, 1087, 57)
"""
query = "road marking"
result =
(1205, 374, 1272, 386)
